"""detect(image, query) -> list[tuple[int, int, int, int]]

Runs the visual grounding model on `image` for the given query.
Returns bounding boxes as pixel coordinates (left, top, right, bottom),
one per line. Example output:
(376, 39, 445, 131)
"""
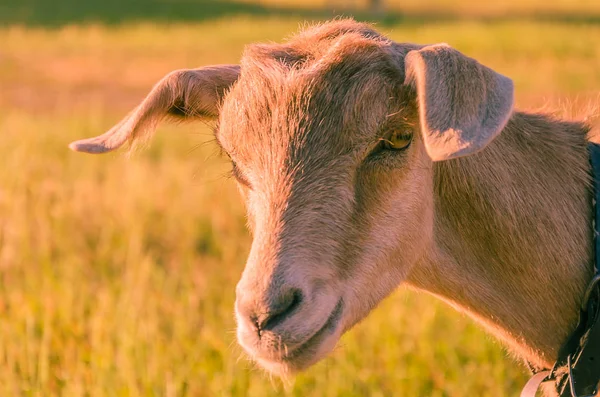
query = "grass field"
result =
(2, 0, 600, 395)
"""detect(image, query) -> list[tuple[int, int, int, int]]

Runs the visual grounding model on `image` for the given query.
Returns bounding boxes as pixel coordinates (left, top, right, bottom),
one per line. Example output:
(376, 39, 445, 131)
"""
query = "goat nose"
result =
(237, 288, 304, 334)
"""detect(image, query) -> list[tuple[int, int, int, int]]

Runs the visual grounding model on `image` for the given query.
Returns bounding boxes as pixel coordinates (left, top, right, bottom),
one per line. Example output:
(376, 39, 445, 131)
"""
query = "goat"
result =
(69, 20, 597, 396)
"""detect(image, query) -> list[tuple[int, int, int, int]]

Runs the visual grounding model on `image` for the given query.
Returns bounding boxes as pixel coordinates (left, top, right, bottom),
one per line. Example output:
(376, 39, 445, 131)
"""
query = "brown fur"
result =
(69, 20, 597, 396)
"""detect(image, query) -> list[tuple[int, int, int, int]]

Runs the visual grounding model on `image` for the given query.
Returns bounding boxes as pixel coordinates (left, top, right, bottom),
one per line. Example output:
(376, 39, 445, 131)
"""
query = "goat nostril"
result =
(259, 289, 303, 333)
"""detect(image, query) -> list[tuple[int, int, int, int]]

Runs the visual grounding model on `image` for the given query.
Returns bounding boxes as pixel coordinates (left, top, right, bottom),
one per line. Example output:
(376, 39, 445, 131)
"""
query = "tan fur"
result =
(69, 20, 597, 396)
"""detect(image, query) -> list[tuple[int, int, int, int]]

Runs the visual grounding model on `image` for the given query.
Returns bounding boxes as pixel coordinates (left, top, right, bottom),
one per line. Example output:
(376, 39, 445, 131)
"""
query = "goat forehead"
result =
(219, 54, 397, 168)
(219, 76, 389, 175)
(217, 22, 414, 177)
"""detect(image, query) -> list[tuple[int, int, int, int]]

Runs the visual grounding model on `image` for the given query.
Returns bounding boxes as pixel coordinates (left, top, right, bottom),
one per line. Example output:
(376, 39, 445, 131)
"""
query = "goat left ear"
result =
(404, 44, 514, 161)
(69, 65, 240, 154)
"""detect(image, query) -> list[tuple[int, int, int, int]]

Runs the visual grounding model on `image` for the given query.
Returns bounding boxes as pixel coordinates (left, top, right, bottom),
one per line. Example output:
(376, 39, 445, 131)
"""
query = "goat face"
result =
(218, 35, 436, 375)
(69, 20, 514, 375)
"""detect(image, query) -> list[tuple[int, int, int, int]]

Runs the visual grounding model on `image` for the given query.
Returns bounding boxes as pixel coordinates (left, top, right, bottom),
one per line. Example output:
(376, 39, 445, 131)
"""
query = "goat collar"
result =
(522, 143, 600, 397)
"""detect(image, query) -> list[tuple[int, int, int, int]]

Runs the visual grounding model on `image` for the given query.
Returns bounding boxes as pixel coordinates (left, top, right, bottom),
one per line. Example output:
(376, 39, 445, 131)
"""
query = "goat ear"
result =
(69, 64, 240, 154)
(404, 44, 514, 161)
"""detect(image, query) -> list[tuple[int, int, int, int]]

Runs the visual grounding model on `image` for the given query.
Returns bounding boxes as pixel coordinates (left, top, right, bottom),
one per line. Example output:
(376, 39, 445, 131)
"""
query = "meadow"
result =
(1, 0, 600, 395)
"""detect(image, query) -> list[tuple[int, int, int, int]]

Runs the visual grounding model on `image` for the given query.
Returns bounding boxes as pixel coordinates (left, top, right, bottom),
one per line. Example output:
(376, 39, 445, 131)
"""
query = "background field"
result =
(2, 0, 600, 396)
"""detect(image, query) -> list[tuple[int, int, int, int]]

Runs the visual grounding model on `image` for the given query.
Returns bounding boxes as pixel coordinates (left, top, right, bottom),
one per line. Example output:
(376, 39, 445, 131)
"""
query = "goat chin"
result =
(252, 326, 342, 376)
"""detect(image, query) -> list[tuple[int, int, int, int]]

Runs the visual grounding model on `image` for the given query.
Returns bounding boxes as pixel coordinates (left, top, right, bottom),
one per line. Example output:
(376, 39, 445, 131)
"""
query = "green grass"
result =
(2, 1, 600, 395)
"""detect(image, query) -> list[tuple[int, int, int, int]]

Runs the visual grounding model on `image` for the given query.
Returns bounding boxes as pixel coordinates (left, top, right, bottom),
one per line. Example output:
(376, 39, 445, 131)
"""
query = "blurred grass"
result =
(1, 0, 600, 396)
(3, 0, 600, 26)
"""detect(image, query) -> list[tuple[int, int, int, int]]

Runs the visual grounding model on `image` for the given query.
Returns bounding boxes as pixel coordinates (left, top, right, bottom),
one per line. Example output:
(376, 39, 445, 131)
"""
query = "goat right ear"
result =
(404, 45, 514, 161)
(69, 64, 240, 154)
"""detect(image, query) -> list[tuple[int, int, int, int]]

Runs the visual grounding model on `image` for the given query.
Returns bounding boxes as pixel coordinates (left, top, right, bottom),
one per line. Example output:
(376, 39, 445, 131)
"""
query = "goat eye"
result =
(231, 161, 251, 188)
(382, 130, 412, 151)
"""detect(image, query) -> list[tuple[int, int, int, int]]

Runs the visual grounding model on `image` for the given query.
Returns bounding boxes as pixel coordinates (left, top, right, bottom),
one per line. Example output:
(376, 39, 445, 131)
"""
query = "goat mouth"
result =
(257, 299, 344, 373)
